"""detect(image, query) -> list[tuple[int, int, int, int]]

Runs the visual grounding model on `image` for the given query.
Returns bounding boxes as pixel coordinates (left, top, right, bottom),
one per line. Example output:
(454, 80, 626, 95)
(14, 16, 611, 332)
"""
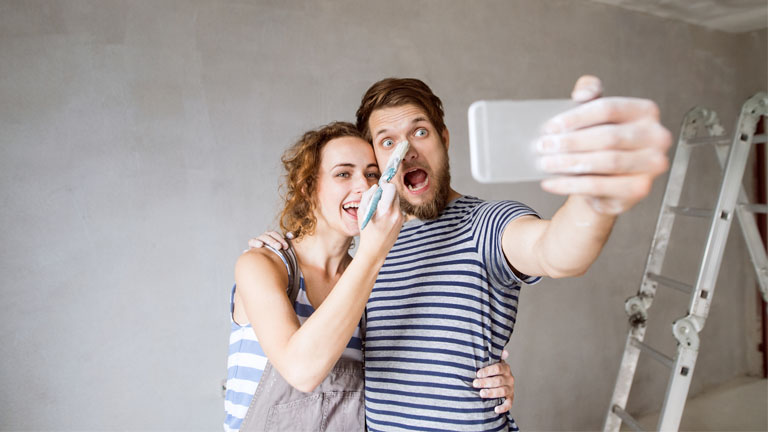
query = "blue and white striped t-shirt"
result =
(224, 278, 363, 432)
(364, 196, 540, 432)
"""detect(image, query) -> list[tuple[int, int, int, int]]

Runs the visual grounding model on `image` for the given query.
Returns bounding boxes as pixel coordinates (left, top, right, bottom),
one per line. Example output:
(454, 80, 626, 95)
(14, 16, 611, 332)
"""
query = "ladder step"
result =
(740, 203, 768, 214)
(685, 136, 730, 146)
(686, 134, 767, 146)
(646, 272, 693, 294)
(667, 206, 713, 218)
(611, 405, 644, 432)
(630, 337, 674, 368)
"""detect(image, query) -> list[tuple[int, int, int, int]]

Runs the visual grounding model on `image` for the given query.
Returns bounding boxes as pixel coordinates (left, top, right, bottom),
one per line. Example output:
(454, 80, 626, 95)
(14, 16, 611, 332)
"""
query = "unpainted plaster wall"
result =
(1, 0, 765, 429)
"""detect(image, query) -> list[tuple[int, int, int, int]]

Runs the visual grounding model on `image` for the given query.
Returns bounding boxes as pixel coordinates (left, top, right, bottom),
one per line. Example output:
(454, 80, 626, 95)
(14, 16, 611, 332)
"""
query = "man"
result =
(254, 75, 671, 431)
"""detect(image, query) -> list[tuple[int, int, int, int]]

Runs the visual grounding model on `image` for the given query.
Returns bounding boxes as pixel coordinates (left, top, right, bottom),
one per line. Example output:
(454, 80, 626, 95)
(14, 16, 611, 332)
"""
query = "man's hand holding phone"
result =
(469, 75, 672, 215)
(538, 76, 673, 214)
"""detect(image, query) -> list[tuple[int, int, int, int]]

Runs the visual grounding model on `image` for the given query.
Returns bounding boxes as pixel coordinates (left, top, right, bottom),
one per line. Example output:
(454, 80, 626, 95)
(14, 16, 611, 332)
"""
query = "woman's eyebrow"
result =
(332, 163, 356, 169)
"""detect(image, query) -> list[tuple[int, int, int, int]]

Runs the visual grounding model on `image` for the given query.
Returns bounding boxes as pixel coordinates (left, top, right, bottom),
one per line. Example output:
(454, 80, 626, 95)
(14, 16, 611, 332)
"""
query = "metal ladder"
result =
(603, 92, 768, 432)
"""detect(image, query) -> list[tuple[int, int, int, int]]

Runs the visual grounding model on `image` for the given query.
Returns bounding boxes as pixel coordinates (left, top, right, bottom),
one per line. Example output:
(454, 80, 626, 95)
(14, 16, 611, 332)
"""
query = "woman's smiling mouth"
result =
(342, 201, 360, 218)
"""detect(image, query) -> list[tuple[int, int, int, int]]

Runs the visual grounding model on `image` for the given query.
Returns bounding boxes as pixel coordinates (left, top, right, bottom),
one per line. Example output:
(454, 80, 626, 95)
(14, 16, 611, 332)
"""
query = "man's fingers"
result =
(587, 197, 628, 215)
(248, 231, 291, 250)
(536, 121, 673, 154)
(259, 231, 288, 249)
(494, 397, 513, 414)
(571, 75, 603, 102)
(265, 231, 289, 249)
(257, 234, 283, 250)
(477, 386, 509, 399)
(476, 361, 507, 378)
(544, 97, 660, 134)
(472, 376, 505, 389)
(541, 174, 654, 201)
(538, 148, 668, 175)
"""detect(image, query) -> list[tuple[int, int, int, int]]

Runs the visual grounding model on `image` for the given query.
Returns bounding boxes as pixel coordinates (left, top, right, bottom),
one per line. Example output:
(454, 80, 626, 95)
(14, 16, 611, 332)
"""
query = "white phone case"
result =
(468, 99, 577, 183)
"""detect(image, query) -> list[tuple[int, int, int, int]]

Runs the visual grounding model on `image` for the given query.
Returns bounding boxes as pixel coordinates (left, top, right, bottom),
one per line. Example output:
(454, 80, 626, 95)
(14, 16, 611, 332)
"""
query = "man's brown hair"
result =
(279, 122, 364, 239)
(355, 78, 446, 142)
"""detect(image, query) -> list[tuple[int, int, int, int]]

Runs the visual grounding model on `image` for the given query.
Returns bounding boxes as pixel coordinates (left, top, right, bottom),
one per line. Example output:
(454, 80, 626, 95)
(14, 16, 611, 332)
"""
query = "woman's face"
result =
(313, 136, 380, 238)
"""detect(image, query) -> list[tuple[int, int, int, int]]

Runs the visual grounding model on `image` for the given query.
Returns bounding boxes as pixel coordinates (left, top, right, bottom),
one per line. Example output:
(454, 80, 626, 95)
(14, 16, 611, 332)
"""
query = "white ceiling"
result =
(586, 0, 768, 33)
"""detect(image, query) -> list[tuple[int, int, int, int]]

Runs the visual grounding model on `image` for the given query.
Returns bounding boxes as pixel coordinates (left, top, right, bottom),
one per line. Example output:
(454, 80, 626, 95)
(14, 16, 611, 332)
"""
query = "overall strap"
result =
(264, 243, 301, 304)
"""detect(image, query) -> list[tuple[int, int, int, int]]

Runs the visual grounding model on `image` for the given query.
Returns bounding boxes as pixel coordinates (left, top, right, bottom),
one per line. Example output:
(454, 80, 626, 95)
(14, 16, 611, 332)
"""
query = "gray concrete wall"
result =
(1, 0, 765, 430)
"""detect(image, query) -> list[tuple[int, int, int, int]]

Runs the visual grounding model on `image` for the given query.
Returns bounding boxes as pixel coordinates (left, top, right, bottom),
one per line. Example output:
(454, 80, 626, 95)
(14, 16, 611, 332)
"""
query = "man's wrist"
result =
(567, 195, 618, 227)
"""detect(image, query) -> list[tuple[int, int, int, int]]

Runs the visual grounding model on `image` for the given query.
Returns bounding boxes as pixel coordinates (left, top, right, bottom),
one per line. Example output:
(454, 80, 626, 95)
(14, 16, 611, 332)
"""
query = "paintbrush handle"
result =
(359, 186, 382, 230)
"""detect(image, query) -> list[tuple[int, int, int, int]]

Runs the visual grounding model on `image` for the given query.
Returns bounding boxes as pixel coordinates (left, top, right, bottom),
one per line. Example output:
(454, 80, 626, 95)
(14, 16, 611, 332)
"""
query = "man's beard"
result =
(399, 153, 451, 221)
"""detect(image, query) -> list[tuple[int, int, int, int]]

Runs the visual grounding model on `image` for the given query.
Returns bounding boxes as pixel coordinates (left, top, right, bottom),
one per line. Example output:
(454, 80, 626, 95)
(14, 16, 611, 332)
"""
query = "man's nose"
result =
(403, 143, 418, 161)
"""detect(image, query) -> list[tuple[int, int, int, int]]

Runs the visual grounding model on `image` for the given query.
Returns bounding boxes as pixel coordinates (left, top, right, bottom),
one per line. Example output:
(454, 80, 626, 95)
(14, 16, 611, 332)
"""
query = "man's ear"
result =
(441, 128, 450, 150)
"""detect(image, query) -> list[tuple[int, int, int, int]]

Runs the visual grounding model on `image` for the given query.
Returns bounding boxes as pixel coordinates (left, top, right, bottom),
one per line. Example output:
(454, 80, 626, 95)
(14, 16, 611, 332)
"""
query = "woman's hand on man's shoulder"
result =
(246, 231, 293, 251)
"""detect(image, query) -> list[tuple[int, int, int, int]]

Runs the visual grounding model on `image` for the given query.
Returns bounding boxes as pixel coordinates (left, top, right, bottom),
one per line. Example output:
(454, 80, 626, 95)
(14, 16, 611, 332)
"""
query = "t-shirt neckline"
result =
(402, 195, 466, 228)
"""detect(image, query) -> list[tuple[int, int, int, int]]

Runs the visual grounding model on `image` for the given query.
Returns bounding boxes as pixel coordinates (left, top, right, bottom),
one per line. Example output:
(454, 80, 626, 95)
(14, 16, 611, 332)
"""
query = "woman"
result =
(224, 122, 402, 431)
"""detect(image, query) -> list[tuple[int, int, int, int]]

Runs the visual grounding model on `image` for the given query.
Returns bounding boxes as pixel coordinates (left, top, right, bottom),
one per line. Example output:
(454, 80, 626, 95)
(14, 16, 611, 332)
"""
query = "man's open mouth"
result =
(404, 168, 429, 193)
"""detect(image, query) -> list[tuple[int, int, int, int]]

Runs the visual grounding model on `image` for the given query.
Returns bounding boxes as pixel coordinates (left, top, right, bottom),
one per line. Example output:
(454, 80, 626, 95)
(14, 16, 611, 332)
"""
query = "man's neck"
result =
(447, 188, 462, 203)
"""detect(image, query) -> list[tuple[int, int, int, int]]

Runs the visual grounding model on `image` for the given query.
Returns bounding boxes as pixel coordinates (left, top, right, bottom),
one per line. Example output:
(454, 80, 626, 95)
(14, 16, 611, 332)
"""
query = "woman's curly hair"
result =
(279, 121, 365, 239)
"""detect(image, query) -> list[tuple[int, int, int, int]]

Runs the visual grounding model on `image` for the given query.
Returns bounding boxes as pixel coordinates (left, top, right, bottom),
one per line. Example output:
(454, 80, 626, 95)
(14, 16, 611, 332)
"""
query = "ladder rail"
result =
(686, 118, 753, 322)
(714, 146, 768, 302)
(603, 92, 768, 432)
(657, 93, 768, 431)
(603, 106, 724, 432)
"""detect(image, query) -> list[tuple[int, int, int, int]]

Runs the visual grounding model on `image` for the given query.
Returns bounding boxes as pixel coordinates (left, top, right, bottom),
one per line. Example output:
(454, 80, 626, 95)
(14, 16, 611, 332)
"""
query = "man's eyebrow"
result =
(373, 116, 429, 139)
(373, 127, 389, 139)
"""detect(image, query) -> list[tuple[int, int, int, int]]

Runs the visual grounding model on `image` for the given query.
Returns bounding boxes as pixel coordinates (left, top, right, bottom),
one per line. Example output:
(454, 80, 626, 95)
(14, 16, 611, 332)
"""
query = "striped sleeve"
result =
(471, 200, 541, 287)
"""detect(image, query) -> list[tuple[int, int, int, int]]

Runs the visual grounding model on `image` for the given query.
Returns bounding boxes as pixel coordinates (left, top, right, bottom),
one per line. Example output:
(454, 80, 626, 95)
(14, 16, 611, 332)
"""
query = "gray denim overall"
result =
(239, 245, 365, 432)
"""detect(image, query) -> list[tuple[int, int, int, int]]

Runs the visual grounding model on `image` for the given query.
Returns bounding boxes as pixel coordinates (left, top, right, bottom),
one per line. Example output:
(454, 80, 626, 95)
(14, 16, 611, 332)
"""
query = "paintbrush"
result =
(360, 140, 410, 230)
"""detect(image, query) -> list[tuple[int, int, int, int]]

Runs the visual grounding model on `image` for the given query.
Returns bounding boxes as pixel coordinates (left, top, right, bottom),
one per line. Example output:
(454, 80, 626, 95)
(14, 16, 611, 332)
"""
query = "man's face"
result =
(368, 104, 451, 220)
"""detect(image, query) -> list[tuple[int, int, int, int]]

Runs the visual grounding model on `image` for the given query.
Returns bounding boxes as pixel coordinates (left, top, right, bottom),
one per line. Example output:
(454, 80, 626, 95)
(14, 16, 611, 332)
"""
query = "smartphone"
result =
(468, 99, 577, 183)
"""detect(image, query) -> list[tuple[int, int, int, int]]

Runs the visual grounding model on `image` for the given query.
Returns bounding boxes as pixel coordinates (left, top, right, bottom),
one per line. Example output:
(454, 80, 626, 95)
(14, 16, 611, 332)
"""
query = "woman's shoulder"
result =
(235, 248, 290, 289)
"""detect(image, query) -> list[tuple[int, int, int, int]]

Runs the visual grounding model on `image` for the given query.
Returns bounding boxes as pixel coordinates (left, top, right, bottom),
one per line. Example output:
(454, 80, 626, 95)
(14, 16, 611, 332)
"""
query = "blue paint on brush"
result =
(360, 140, 410, 230)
